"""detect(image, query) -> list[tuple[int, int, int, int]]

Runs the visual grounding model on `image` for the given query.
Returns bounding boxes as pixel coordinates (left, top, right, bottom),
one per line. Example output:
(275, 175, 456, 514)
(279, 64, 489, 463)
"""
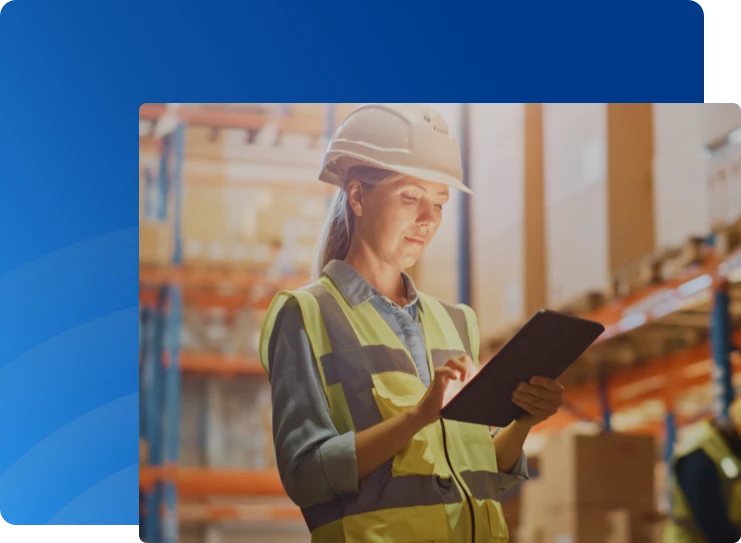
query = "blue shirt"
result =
(266, 259, 528, 508)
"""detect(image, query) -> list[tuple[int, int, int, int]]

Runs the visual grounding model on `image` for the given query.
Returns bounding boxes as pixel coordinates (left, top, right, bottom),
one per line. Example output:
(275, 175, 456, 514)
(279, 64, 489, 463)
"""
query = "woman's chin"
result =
(397, 253, 422, 270)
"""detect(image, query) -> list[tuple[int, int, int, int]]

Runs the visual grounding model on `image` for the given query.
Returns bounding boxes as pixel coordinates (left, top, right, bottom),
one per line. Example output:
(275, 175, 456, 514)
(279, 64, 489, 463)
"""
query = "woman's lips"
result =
(405, 236, 425, 245)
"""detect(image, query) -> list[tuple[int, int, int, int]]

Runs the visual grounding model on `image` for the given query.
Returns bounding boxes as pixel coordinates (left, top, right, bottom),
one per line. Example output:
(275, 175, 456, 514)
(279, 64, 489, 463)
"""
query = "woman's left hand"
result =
(511, 376, 564, 428)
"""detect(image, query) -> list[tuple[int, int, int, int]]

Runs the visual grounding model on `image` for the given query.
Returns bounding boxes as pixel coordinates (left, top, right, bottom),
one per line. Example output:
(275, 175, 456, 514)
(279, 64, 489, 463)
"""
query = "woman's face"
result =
(348, 175, 450, 270)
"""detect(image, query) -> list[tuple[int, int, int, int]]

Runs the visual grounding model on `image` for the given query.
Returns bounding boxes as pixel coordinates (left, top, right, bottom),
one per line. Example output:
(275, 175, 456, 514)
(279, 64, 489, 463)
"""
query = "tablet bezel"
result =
(440, 309, 605, 427)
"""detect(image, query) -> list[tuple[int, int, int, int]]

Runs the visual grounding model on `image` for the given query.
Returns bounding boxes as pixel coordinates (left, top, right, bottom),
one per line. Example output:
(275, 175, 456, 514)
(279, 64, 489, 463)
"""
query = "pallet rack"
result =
(139, 104, 340, 542)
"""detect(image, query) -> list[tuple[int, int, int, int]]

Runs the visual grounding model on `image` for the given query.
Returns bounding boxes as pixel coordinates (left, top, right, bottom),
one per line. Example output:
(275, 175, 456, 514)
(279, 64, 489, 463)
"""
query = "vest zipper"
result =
(440, 418, 476, 543)
(414, 302, 475, 541)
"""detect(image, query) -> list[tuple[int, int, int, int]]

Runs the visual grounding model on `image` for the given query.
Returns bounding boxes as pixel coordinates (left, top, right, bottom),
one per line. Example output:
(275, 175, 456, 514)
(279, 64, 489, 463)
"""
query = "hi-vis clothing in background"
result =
(260, 260, 527, 542)
(665, 420, 741, 543)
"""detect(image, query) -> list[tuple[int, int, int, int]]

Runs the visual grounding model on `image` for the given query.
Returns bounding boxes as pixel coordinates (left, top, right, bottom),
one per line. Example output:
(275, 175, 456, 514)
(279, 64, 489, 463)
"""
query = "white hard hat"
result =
(319, 104, 474, 195)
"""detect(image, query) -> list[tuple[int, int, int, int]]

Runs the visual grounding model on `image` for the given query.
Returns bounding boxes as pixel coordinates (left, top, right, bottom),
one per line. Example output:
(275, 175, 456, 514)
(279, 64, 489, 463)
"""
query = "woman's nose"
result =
(417, 202, 436, 225)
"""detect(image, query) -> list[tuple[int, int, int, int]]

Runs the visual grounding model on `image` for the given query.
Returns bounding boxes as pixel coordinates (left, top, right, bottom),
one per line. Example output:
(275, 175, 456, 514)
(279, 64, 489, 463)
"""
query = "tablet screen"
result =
(440, 309, 604, 428)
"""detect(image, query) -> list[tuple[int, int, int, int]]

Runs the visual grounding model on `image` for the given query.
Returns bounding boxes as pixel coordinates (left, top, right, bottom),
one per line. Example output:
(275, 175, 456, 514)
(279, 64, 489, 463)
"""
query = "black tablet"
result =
(440, 309, 605, 428)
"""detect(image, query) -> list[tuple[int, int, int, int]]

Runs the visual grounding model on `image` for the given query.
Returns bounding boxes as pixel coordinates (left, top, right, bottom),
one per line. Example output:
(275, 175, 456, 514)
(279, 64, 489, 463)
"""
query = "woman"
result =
(259, 104, 564, 542)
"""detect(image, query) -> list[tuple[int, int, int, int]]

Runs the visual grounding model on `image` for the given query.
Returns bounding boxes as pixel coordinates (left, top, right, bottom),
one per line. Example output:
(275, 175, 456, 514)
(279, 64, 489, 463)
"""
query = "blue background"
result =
(0, 0, 703, 526)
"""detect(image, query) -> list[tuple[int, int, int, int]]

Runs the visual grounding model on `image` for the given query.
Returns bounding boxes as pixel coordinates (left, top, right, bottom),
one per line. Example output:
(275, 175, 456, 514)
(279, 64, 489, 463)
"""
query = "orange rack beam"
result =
(140, 288, 253, 311)
(178, 502, 303, 523)
(180, 351, 266, 377)
(140, 466, 286, 497)
(139, 266, 309, 291)
(525, 248, 741, 436)
(586, 256, 720, 342)
(533, 330, 741, 435)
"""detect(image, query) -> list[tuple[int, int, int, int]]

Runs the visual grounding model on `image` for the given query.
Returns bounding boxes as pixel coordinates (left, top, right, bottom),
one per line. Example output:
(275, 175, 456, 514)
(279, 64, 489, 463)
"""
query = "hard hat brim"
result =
(319, 154, 475, 196)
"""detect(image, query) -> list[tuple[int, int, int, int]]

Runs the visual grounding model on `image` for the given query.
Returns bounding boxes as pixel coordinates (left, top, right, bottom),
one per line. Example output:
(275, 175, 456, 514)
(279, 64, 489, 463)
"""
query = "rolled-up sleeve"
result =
(490, 427, 529, 491)
(267, 298, 359, 508)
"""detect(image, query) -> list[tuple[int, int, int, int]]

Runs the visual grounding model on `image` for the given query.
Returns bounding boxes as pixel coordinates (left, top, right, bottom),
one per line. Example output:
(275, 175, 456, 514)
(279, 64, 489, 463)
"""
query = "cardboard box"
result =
(185, 125, 223, 160)
(256, 197, 324, 246)
(501, 491, 522, 536)
(540, 431, 656, 510)
(183, 186, 229, 242)
(517, 525, 545, 543)
(520, 479, 548, 528)
(542, 507, 609, 543)
(139, 221, 172, 265)
(542, 507, 656, 543)
(545, 104, 656, 307)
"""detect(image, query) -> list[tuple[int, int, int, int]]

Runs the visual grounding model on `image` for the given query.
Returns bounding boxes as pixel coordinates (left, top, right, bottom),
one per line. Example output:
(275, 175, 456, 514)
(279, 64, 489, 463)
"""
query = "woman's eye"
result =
(402, 194, 418, 202)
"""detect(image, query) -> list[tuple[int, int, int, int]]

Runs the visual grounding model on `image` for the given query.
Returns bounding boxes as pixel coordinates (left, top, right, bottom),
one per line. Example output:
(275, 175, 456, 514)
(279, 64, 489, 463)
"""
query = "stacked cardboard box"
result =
(181, 184, 325, 274)
(518, 431, 660, 543)
(140, 221, 172, 265)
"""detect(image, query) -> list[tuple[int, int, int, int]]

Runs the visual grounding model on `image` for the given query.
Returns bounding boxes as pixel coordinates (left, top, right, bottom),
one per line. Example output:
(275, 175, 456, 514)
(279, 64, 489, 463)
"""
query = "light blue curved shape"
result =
(0, 309, 137, 474)
(47, 464, 138, 525)
(0, 227, 137, 371)
(0, 394, 138, 524)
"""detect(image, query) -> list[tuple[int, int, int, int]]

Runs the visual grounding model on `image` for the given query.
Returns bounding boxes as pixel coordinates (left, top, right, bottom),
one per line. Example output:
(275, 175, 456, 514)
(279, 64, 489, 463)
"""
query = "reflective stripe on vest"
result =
(667, 421, 741, 539)
(260, 276, 508, 541)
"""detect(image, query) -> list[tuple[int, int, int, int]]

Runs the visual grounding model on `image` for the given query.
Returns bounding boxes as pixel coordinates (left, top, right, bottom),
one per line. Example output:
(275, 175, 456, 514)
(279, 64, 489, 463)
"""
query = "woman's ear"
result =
(346, 179, 364, 217)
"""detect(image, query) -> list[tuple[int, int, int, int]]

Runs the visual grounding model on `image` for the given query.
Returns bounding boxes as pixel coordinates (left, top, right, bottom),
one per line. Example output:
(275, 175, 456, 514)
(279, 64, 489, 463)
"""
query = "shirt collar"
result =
(322, 259, 422, 310)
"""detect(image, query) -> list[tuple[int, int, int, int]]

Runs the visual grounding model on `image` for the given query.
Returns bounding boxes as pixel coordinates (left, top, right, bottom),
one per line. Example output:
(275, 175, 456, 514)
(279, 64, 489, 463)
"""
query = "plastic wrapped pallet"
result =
(205, 378, 272, 468)
(652, 104, 708, 250)
(545, 104, 655, 307)
(180, 378, 206, 466)
(469, 104, 528, 339)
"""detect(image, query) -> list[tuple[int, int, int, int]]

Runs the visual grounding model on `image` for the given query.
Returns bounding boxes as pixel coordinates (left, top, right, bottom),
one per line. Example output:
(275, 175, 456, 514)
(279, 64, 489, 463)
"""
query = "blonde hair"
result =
(311, 165, 399, 281)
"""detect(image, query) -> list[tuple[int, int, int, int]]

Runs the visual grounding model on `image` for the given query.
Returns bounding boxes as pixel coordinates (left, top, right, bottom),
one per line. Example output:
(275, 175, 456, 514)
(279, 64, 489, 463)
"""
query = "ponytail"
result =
(311, 165, 399, 281)
(312, 188, 353, 281)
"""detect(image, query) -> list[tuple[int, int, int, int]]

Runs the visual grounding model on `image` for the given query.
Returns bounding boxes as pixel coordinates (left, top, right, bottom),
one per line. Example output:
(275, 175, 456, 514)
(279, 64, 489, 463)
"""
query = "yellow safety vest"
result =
(664, 420, 741, 543)
(260, 275, 509, 543)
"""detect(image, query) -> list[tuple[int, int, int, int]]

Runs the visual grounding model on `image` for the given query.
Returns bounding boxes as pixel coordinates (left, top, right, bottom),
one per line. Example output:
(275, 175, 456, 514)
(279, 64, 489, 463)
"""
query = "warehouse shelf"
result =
(140, 466, 285, 497)
(533, 349, 738, 435)
(139, 160, 339, 191)
(178, 502, 302, 523)
(141, 134, 328, 165)
(586, 256, 722, 343)
(140, 288, 250, 311)
(139, 110, 340, 543)
(180, 351, 265, 377)
(523, 246, 741, 440)
(590, 333, 739, 408)
(140, 265, 309, 290)
(140, 287, 277, 312)
(140, 103, 328, 138)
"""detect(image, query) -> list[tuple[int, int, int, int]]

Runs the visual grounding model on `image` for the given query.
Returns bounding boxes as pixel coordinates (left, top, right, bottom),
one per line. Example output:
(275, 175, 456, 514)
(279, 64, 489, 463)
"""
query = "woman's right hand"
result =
(355, 355, 474, 481)
(413, 356, 471, 428)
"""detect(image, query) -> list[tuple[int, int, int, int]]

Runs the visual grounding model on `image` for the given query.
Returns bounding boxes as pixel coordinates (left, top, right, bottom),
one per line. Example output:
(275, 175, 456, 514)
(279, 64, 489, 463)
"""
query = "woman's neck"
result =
(345, 244, 407, 306)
